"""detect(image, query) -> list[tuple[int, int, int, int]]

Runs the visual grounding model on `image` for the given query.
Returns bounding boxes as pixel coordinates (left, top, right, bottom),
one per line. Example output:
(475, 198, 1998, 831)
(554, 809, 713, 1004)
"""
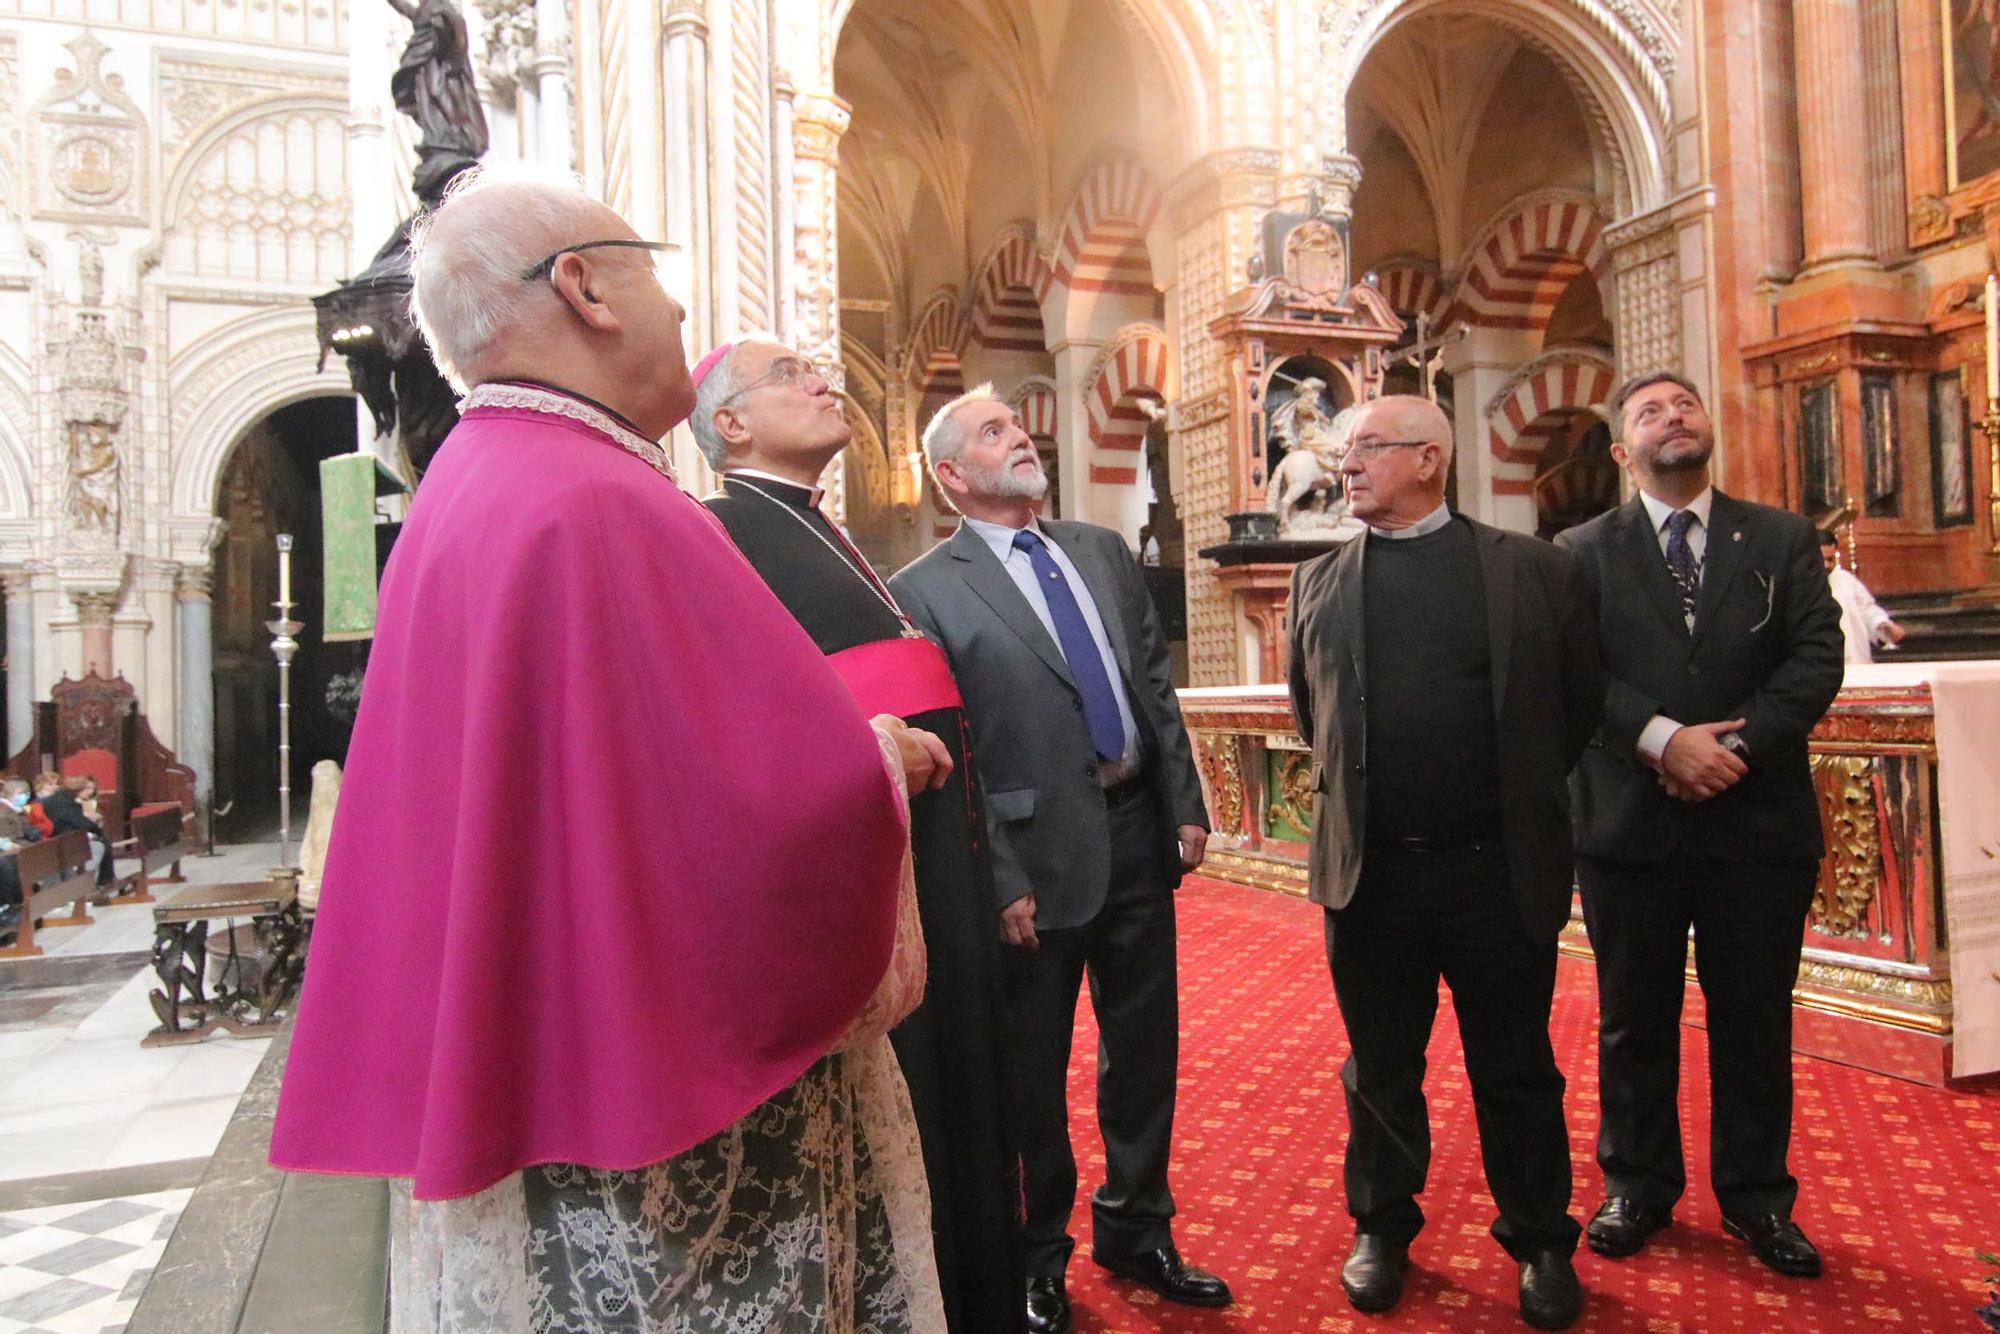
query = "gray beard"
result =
(961, 453, 1049, 501)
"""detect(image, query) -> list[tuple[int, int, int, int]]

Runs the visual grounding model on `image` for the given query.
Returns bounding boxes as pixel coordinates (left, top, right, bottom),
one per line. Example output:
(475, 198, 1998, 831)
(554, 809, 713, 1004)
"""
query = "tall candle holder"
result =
(267, 534, 303, 871)
(1985, 276, 2000, 556)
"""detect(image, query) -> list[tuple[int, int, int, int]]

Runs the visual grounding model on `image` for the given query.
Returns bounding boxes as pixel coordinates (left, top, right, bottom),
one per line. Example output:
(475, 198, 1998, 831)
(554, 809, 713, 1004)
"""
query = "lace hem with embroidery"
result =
(462, 382, 676, 480)
(389, 1043, 944, 1334)
(839, 722, 927, 1050)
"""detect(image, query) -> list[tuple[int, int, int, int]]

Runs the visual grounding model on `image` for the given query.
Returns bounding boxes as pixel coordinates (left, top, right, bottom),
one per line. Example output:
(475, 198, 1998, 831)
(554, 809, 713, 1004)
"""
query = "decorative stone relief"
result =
(30, 32, 150, 227)
(55, 309, 134, 546)
(472, 0, 537, 101)
(0, 35, 19, 218)
(158, 58, 344, 144)
(1604, 207, 1680, 377)
(163, 104, 351, 284)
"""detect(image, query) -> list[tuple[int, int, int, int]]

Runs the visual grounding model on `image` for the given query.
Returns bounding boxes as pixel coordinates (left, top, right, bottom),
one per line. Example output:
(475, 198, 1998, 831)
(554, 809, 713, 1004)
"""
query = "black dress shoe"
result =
(1518, 1250, 1583, 1330)
(1722, 1213, 1822, 1277)
(1585, 1197, 1672, 1258)
(1092, 1244, 1232, 1307)
(1339, 1233, 1408, 1313)
(1025, 1275, 1072, 1334)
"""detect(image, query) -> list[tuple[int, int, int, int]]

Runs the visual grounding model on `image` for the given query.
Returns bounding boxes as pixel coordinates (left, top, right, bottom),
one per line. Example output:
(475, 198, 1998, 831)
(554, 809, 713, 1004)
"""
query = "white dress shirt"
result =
(1634, 487, 1715, 765)
(962, 515, 1142, 782)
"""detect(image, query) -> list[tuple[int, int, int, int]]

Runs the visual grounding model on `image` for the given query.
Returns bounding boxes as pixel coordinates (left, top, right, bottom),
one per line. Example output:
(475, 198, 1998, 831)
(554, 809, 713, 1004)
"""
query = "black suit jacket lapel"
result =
(1473, 522, 1514, 717)
(1043, 522, 1139, 690)
(948, 524, 1078, 690)
(1617, 496, 1690, 639)
(1690, 492, 1747, 650)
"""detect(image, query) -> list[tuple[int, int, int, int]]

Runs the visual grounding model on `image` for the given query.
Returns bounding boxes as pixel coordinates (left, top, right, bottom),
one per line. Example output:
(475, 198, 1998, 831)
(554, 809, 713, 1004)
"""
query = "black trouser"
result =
(1325, 839, 1579, 1259)
(1004, 796, 1178, 1278)
(1579, 855, 1815, 1220)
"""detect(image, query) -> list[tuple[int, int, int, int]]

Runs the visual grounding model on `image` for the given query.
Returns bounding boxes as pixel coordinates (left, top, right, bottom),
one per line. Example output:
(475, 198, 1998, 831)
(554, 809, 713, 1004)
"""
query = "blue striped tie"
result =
(1012, 529, 1126, 762)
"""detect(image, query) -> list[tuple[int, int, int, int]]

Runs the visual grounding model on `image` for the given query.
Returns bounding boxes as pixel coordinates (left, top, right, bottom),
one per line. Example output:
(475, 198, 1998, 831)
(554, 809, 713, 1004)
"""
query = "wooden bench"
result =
(0, 831, 96, 959)
(118, 802, 188, 905)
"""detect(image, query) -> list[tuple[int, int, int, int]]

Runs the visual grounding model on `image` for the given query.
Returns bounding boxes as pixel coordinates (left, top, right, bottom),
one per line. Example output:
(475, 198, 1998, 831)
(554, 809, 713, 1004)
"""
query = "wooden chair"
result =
(4, 672, 197, 848)
(0, 831, 96, 959)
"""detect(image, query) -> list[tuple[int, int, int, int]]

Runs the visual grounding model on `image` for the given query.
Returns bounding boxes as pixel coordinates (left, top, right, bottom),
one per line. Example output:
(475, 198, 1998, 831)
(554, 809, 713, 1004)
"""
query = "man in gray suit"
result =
(1286, 395, 1601, 1329)
(890, 385, 1227, 1334)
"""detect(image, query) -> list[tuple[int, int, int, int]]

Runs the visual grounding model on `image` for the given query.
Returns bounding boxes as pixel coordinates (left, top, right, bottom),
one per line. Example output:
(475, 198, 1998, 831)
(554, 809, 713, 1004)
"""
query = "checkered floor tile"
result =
(0, 1189, 187, 1334)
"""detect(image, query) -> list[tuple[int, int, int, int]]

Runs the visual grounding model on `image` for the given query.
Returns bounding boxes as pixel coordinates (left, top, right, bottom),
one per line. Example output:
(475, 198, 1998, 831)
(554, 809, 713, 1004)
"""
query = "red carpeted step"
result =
(1055, 877, 2000, 1332)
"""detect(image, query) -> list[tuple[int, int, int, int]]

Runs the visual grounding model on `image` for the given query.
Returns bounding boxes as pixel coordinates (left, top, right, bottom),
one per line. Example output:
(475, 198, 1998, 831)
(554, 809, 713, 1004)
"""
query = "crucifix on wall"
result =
(1393, 311, 1467, 402)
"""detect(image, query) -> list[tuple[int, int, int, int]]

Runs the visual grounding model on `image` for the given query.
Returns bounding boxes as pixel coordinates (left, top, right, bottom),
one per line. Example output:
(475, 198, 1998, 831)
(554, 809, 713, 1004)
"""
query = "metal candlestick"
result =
(1986, 405, 2000, 556)
(267, 534, 303, 869)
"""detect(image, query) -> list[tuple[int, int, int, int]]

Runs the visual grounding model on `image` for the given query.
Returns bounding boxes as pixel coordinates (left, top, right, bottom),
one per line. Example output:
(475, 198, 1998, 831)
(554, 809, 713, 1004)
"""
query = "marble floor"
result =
(0, 843, 284, 1333)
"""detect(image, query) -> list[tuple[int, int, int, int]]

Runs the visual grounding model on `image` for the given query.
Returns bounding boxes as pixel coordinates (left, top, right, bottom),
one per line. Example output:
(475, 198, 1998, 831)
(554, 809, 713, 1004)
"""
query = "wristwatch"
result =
(1719, 732, 1749, 759)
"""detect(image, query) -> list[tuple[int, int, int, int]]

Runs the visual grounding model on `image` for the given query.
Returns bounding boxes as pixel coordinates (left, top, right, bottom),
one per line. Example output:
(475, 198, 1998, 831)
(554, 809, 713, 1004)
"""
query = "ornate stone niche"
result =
(1198, 205, 1404, 683)
(29, 33, 150, 227)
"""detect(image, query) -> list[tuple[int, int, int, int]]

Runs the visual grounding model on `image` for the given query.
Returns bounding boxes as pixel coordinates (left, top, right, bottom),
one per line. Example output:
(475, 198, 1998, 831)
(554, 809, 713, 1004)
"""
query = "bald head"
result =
(1339, 393, 1455, 529)
(407, 164, 693, 437)
(1353, 395, 1454, 465)
(408, 166, 620, 389)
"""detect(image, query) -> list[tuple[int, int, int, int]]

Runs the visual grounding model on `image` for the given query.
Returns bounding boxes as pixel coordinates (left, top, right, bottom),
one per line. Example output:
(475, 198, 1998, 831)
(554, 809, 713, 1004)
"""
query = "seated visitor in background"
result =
(1819, 530, 1904, 665)
(0, 777, 43, 928)
(37, 774, 110, 886)
(269, 165, 949, 1334)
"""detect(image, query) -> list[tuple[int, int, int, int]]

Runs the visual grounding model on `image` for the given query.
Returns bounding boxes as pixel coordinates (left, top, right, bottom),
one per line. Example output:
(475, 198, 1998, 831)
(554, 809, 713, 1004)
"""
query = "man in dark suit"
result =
(1286, 395, 1600, 1330)
(1555, 371, 1842, 1278)
(890, 386, 1228, 1334)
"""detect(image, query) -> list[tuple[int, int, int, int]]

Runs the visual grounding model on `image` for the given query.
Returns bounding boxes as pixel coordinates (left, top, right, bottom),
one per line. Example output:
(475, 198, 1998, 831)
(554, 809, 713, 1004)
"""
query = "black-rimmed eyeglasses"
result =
(520, 239, 673, 282)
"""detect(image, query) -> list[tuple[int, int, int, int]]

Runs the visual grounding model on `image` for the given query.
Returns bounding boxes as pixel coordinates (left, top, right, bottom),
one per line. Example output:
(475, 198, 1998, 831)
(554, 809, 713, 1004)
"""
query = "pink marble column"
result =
(1792, 0, 1875, 268)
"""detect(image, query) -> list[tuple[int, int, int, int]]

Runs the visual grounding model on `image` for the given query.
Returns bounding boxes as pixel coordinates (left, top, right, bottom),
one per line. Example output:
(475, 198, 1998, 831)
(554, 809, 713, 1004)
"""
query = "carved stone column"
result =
(1604, 205, 1683, 378)
(532, 0, 572, 168)
(792, 90, 851, 520)
(176, 568, 215, 812)
(72, 591, 117, 678)
(1792, 0, 1874, 270)
(3, 572, 33, 755)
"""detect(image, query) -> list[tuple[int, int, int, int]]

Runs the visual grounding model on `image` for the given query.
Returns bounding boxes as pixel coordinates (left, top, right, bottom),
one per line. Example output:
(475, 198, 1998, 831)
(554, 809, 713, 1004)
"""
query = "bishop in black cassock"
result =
(694, 339, 1024, 1333)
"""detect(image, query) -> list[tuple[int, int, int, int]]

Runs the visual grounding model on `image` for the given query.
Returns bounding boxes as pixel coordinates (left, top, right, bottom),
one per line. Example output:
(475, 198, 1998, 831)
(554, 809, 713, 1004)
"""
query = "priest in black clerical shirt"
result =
(693, 338, 1024, 1333)
(1286, 396, 1602, 1331)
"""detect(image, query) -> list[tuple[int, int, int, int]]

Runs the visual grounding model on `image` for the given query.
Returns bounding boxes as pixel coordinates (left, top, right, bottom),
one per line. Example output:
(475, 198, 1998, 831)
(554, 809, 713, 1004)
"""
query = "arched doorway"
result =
(209, 395, 360, 838)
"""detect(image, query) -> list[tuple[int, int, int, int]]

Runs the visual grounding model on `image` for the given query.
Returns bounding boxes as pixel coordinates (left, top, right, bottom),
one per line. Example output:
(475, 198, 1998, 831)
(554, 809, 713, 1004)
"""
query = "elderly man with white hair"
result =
(888, 387, 1226, 1334)
(270, 167, 948, 1333)
(694, 337, 1026, 1332)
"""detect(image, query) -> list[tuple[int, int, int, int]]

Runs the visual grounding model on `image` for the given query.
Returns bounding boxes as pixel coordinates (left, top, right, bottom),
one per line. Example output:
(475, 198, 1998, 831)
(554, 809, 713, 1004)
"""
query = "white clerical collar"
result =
(1638, 486, 1713, 534)
(1368, 501, 1452, 540)
(725, 468, 825, 509)
(964, 514, 1044, 561)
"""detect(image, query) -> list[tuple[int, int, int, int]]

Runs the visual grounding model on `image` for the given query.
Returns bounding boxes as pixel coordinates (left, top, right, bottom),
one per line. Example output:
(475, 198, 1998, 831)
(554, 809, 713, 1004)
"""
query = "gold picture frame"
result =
(1945, 0, 2000, 190)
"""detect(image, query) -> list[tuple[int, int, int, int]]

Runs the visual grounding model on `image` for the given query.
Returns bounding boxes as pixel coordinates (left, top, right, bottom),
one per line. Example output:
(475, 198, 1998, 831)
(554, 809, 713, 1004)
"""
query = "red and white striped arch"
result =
(1085, 325, 1170, 486)
(1453, 194, 1611, 332)
(971, 227, 1050, 353)
(1009, 377, 1058, 443)
(1487, 351, 1616, 496)
(1372, 260, 1450, 330)
(1038, 156, 1162, 303)
(903, 288, 972, 388)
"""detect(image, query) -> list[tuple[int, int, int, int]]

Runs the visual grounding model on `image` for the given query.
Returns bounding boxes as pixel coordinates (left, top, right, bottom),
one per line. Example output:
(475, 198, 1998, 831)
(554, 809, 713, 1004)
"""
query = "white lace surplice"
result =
(388, 723, 941, 1333)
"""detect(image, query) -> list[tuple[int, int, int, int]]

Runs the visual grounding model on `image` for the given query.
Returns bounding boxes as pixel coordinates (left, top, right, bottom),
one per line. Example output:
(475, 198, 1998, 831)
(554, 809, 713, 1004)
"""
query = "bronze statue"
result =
(387, 0, 489, 203)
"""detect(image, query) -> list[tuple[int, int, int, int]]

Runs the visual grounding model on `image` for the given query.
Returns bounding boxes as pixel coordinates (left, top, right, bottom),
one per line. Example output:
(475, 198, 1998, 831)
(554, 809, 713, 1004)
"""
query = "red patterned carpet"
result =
(1055, 877, 2000, 1332)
